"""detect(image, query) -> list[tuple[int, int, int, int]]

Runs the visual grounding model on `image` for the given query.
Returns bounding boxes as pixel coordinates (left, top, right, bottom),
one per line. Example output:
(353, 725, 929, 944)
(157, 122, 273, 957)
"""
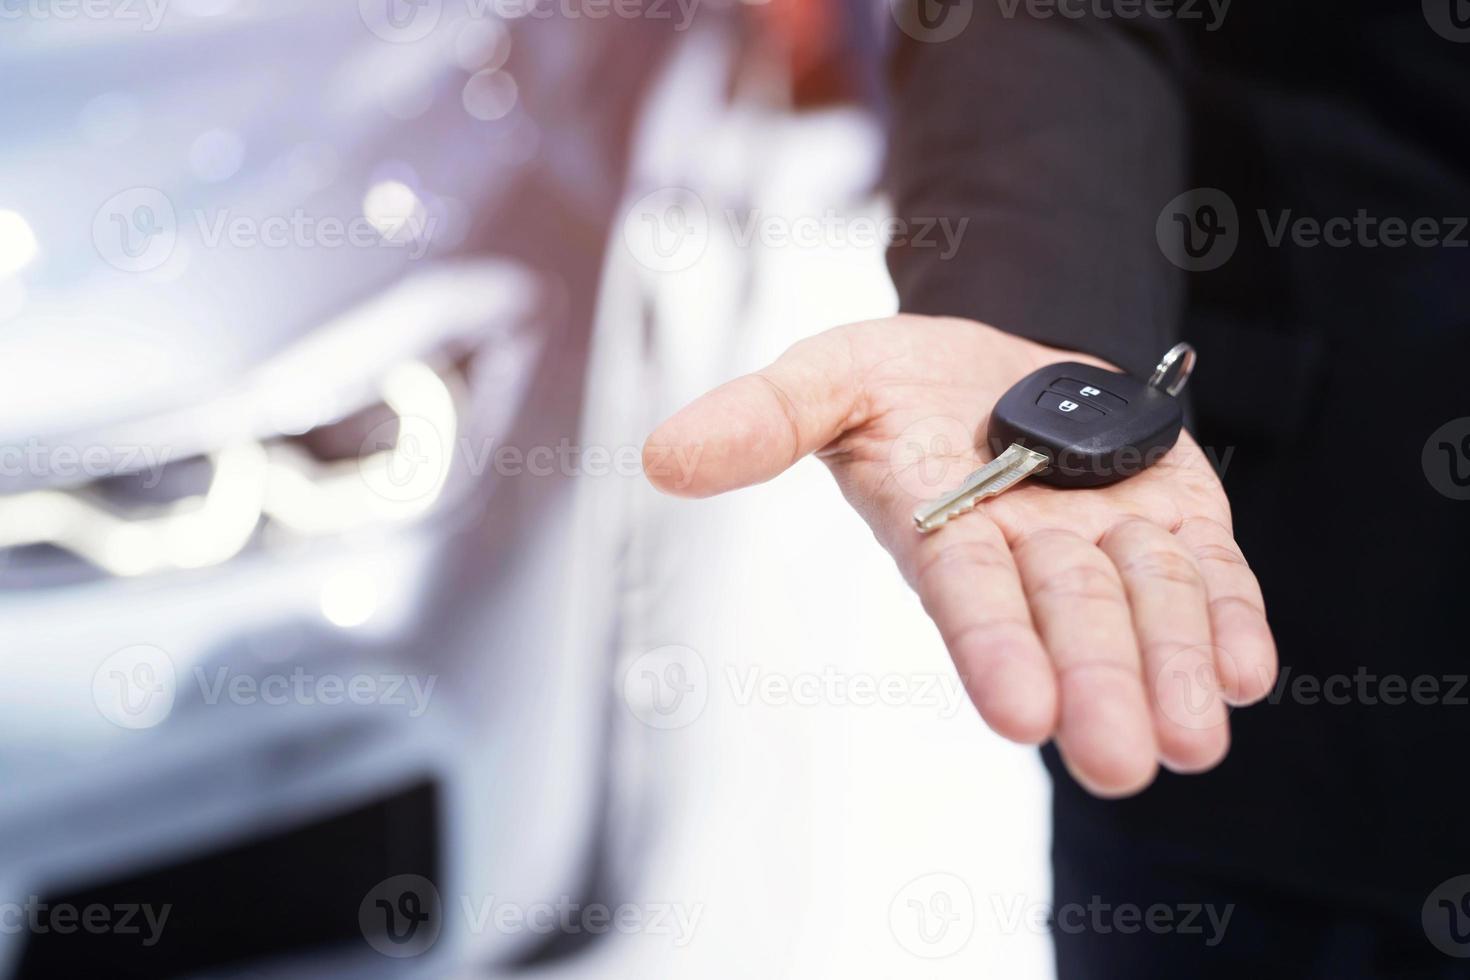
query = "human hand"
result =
(643, 315, 1277, 797)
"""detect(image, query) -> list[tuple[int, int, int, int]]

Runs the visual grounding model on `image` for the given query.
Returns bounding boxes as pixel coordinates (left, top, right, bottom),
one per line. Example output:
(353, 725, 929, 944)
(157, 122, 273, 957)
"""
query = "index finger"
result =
(910, 515, 1058, 745)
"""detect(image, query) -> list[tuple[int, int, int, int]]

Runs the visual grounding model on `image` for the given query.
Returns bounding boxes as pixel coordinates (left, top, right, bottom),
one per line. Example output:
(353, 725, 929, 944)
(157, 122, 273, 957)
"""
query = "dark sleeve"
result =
(884, 5, 1186, 378)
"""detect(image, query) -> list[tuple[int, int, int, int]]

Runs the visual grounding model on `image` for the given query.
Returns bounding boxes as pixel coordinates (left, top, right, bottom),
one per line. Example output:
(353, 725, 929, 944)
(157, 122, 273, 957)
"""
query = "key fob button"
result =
(1050, 377, 1128, 411)
(989, 360, 1184, 488)
(1036, 391, 1105, 420)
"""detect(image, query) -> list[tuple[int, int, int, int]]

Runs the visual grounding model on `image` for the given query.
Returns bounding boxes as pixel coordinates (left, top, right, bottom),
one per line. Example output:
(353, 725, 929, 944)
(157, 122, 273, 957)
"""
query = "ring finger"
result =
(1100, 519, 1229, 773)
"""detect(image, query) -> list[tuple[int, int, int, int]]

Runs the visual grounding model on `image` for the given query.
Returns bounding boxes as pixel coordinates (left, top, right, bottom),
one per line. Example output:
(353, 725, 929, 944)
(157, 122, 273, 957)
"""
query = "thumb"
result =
(642, 325, 867, 498)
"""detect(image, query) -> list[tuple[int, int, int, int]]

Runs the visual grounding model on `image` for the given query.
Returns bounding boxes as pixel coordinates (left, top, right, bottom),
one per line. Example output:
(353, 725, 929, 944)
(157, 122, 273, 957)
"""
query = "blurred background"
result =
(0, 1, 1051, 976)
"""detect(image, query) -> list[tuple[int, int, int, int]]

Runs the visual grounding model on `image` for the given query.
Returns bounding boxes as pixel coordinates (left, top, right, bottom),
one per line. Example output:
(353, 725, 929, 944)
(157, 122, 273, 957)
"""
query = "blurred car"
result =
(0, 3, 661, 975)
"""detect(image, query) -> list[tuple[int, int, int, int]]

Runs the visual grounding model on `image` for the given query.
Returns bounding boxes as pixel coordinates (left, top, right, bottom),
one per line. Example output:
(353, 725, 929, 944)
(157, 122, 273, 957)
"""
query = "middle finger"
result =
(1013, 528, 1157, 797)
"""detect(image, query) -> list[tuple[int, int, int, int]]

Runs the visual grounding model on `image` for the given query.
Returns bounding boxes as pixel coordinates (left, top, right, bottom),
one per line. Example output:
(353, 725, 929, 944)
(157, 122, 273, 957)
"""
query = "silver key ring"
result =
(1148, 342, 1196, 397)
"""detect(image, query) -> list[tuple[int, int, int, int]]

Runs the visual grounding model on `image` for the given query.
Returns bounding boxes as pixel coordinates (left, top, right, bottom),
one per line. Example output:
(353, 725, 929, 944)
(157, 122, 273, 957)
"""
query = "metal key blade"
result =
(913, 444, 1049, 533)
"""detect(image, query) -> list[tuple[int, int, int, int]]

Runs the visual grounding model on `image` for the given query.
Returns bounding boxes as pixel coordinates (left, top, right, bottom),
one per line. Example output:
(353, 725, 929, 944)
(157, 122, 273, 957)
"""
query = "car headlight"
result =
(0, 260, 538, 581)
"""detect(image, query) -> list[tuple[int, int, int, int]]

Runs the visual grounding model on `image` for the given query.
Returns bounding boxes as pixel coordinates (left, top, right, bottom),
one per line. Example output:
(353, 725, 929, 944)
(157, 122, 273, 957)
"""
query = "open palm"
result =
(644, 315, 1276, 797)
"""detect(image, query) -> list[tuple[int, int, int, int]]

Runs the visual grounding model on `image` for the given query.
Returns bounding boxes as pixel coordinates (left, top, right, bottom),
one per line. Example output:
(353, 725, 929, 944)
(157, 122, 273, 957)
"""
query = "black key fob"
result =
(987, 362, 1183, 488)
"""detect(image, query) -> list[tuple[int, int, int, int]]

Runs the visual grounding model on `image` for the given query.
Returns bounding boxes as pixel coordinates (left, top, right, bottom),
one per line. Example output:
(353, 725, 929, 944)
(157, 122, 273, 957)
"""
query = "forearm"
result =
(885, 5, 1187, 378)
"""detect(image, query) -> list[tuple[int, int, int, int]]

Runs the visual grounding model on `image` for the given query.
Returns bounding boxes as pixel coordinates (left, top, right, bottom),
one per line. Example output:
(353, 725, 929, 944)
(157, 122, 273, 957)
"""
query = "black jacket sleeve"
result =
(884, 4, 1187, 378)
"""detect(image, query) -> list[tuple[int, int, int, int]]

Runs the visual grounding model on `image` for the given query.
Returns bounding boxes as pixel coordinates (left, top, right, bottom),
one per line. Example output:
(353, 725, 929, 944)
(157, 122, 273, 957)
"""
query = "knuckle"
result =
(1030, 562, 1124, 606)
(1210, 593, 1267, 620)
(1192, 541, 1249, 569)
(945, 616, 1036, 655)
(1055, 658, 1143, 689)
(1176, 514, 1234, 540)
(1099, 516, 1158, 545)
(1142, 638, 1211, 664)
(1119, 549, 1205, 589)
(915, 538, 1012, 588)
(1013, 527, 1086, 563)
(752, 372, 805, 467)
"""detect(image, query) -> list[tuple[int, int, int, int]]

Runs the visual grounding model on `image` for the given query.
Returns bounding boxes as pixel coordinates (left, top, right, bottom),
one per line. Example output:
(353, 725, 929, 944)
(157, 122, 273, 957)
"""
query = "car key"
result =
(914, 343, 1195, 533)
